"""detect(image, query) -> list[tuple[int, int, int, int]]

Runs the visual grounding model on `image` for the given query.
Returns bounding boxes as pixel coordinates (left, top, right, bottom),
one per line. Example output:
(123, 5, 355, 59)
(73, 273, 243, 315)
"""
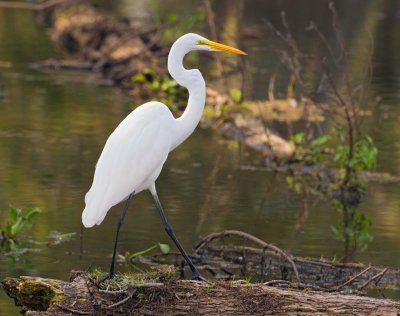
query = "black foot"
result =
(191, 271, 208, 282)
(99, 272, 114, 283)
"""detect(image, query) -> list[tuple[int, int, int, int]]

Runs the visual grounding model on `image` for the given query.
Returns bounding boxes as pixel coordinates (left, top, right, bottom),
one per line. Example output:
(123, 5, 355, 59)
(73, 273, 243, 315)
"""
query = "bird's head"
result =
(168, 33, 246, 86)
(177, 33, 247, 55)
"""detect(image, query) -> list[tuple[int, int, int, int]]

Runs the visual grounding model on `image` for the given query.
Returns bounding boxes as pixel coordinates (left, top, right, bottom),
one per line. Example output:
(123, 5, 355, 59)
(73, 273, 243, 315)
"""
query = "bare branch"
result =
(194, 230, 299, 281)
(106, 288, 136, 309)
(358, 268, 388, 290)
(306, 21, 338, 66)
(334, 266, 372, 291)
(56, 304, 92, 315)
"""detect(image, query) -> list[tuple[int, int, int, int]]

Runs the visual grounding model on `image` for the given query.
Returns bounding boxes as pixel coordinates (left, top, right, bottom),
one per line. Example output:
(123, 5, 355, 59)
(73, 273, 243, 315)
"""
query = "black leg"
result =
(101, 193, 134, 281)
(152, 192, 207, 281)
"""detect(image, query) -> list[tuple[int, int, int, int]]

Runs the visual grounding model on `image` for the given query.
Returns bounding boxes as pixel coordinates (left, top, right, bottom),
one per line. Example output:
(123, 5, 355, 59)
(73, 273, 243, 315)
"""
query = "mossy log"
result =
(2, 271, 400, 315)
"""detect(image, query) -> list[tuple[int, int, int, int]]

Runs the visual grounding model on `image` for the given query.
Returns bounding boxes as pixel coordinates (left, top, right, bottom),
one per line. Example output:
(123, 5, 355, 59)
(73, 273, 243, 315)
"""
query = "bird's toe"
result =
(191, 271, 208, 282)
(99, 272, 114, 283)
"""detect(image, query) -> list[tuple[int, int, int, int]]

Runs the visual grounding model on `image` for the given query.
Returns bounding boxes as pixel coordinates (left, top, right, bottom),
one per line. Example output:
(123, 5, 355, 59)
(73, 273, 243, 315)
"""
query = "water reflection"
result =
(1, 0, 400, 312)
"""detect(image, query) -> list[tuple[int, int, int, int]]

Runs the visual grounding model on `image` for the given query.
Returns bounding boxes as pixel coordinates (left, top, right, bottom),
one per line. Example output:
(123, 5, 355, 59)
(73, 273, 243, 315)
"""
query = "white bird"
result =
(82, 33, 246, 280)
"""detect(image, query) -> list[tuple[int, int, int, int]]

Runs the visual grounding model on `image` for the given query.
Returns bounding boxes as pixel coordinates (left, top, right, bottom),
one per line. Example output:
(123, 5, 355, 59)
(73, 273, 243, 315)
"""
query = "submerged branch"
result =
(194, 230, 299, 281)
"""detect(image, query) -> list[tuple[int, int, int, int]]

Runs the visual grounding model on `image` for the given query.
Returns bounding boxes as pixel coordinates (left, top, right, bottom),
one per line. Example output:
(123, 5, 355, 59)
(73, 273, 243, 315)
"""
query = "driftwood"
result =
(2, 271, 400, 315)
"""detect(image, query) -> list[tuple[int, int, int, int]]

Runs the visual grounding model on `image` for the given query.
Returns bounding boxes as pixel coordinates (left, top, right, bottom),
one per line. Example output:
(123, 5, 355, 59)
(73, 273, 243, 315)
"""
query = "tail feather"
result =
(82, 190, 110, 227)
(82, 206, 104, 227)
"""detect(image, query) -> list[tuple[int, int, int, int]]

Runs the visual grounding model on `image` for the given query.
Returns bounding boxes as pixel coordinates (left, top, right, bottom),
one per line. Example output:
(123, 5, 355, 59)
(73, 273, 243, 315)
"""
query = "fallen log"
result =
(2, 270, 400, 315)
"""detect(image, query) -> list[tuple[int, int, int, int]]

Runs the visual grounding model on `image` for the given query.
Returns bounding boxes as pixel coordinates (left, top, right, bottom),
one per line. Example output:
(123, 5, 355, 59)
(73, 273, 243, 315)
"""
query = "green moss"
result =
(98, 265, 176, 291)
(90, 266, 104, 279)
(19, 281, 55, 310)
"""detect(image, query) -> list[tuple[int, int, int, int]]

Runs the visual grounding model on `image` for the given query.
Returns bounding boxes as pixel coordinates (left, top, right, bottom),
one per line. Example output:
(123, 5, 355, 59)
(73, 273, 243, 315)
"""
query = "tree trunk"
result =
(2, 272, 399, 315)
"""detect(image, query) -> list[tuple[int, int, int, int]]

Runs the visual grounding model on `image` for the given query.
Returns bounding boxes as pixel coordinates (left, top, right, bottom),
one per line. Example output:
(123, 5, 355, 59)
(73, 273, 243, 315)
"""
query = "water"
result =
(1, 1, 400, 313)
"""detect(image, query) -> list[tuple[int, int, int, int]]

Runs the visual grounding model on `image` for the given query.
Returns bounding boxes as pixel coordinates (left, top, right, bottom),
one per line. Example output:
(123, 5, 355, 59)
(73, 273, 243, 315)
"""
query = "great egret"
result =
(82, 33, 246, 280)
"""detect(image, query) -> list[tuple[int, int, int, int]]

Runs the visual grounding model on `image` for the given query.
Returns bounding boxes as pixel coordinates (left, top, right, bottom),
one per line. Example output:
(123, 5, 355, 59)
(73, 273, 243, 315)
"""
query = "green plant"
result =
(333, 132, 378, 185)
(132, 68, 188, 110)
(91, 266, 104, 279)
(331, 209, 373, 252)
(245, 276, 252, 284)
(126, 243, 170, 260)
(269, 2, 379, 261)
(326, 128, 377, 259)
(290, 132, 330, 165)
(229, 88, 242, 104)
(287, 128, 377, 257)
(0, 205, 41, 252)
(118, 242, 171, 266)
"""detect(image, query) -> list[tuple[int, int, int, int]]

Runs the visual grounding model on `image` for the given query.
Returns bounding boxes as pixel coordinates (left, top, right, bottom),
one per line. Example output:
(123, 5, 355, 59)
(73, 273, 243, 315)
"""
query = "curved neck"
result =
(168, 42, 206, 150)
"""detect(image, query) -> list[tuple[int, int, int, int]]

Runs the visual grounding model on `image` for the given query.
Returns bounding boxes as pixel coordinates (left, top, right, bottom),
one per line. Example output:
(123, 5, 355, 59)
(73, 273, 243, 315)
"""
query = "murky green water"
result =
(1, 1, 400, 313)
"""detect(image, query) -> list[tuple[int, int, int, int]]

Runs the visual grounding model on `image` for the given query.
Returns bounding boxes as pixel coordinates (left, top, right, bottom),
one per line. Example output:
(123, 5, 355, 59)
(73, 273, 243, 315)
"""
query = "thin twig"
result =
(56, 304, 92, 315)
(262, 18, 292, 48)
(255, 76, 274, 158)
(333, 266, 372, 290)
(99, 289, 127, 294)
(133, 282, 165, 288)
(263, 279, 291, 286)
(329, 1, 345, 62)
(329, 1, 359, 144)
(306, 21, 338, 66)
(106, 289, 136, 309)
(358, 268, 388, 290)
(263, 280, 334, 293)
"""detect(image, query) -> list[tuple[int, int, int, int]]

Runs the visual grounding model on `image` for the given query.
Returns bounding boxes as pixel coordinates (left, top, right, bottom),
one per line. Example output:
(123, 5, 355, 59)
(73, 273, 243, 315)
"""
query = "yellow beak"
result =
(198, 39, 247, 55)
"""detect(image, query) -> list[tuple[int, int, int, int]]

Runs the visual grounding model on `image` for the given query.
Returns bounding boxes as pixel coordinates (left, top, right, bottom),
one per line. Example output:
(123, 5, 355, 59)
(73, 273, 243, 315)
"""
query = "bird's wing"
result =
(82, 102, 174, 227)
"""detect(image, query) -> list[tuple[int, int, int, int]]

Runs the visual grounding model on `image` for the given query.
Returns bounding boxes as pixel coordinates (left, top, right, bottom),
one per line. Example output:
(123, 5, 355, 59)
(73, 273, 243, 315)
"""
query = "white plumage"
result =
(81, 33, 246, 280)
(82, 102, 173, 227)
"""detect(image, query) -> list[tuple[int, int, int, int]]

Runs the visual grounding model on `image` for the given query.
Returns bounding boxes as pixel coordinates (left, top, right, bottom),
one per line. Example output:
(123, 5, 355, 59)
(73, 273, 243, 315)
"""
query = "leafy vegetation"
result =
(121, 242, 170, 261)
(131, 68, 245, 126)
(0, 205, 41, 253)
(118, 242, 171, 272)
(0, 205, 76, 267)
(132, 68, 188, 110)
(288, 128, 377, 259)
(268, 2, 379, 261)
